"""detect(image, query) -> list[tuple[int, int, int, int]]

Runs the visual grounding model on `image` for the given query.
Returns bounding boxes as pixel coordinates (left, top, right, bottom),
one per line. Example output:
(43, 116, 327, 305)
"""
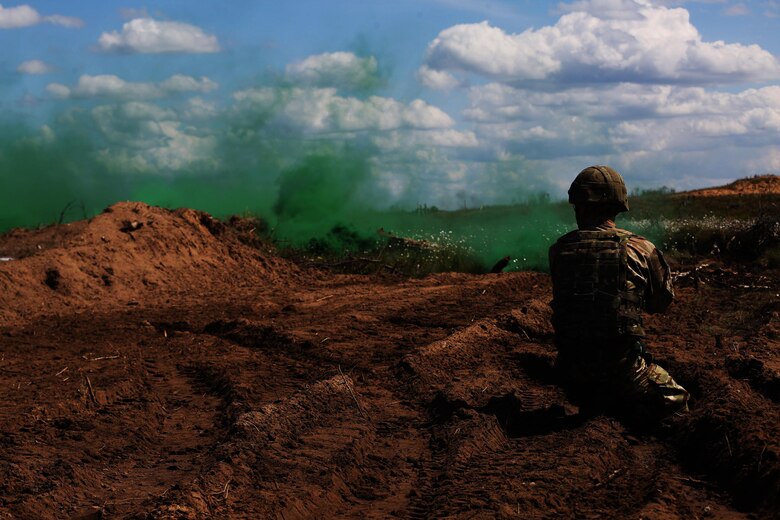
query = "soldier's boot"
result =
(627, 355, 690, 421)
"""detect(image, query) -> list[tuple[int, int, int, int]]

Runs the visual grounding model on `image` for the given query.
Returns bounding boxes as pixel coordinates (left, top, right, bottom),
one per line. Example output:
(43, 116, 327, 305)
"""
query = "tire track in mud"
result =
(146, 373, 425, 519)
(133, 317, 406, 517)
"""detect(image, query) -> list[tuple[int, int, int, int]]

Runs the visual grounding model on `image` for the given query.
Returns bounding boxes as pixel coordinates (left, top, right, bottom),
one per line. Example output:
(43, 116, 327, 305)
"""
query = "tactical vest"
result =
(551, 229, 645, 346)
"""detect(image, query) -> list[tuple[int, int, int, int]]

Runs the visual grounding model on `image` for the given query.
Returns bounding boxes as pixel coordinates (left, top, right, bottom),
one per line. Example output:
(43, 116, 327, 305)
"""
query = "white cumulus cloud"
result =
(417, 65, 460, 90)
(425, 21, 560, 81)
(286, 52, 380, 89)
(466, 83, 780, 124)
(97, 18, 220, 54)
(423, 0, 780, 86)
(90, 102, 218, 172)
(183, 97, 219, 120)
(232, 87, 454, 133)
(17, 59, 54, 74)
(0, 4, 82, 28)
(47, 74, 218, 100)
(43, 14, 84, 28)
(0, 3, 37, 28)
(373, 129, 479, 150)
(461, 81, 780, 171)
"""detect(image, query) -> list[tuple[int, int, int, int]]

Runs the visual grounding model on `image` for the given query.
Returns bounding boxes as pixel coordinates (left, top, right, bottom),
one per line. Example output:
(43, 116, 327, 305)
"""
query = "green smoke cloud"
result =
(0, 120, 122, 228)
(0, 61, 574, 272)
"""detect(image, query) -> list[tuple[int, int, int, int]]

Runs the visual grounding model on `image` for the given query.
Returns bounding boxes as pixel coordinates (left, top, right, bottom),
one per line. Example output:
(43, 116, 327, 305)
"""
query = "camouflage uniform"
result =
(549, 222, 689, 422)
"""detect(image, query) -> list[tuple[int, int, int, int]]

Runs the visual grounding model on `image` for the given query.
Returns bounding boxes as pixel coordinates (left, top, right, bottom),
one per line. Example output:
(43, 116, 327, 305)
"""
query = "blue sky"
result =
(1, 0, 779, 217)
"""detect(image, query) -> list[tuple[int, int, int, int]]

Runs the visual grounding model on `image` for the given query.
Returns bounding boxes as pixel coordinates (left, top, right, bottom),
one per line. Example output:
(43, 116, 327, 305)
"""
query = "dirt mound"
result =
(0, 202, 302, 326)
(679, 174, 780, 197)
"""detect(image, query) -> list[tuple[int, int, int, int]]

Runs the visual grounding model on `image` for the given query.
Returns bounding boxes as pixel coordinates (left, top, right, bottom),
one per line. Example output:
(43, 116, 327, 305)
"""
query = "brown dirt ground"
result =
(0, 202, 778, 519)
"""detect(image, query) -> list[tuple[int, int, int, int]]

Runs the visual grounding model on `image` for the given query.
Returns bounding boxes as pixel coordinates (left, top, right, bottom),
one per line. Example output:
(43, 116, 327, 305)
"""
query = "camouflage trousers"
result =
(555, 344, 689, 423)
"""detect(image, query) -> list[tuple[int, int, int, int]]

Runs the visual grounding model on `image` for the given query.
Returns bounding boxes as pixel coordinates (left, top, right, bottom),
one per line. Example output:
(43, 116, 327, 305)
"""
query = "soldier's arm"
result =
(645, 247, 674, 314)
(626, 237, 674, 314)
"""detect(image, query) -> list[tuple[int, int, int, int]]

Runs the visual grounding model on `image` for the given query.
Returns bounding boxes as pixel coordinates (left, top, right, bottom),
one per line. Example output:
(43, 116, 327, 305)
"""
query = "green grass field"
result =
(273, 191, 780, 275)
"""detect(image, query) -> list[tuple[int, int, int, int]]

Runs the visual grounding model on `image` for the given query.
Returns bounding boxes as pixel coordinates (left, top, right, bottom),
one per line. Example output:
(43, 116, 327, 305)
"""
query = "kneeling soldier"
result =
(549, 166, 689, 423)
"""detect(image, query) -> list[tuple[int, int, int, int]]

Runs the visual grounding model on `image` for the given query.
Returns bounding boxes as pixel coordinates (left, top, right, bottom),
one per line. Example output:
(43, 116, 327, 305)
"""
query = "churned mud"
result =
(0, 202, 777, 519)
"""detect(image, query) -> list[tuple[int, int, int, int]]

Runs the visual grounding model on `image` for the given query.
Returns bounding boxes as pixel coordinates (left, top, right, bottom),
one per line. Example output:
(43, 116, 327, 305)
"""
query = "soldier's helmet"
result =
(567, 165, 629, 213)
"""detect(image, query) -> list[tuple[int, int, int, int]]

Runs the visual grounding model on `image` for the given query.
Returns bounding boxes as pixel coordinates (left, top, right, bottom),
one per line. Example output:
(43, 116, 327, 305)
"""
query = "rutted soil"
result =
(0, 203, 778, 519)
